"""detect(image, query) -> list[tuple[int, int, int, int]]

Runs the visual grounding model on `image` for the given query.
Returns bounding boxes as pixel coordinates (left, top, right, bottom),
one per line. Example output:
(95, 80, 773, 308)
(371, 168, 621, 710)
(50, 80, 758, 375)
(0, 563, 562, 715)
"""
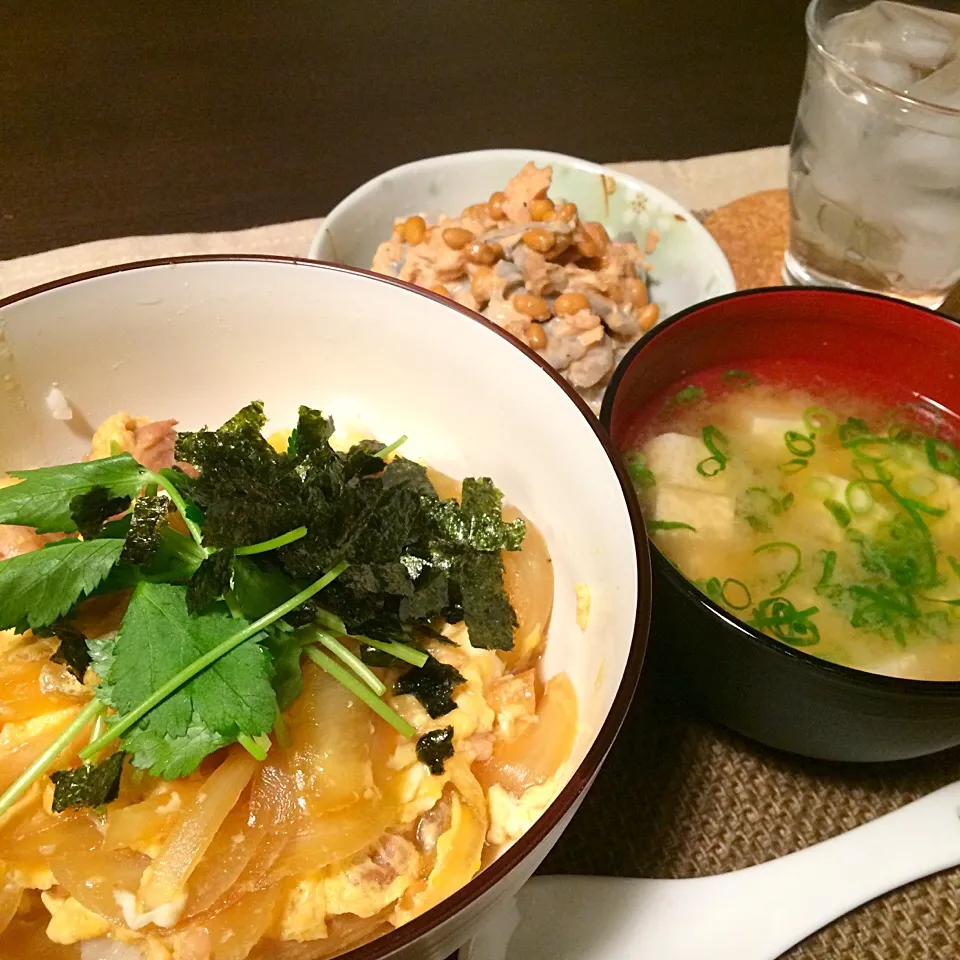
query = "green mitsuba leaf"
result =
(0, 454, 147, 534)
(91, 582, 276, 778)
(0, 538, 125, 632)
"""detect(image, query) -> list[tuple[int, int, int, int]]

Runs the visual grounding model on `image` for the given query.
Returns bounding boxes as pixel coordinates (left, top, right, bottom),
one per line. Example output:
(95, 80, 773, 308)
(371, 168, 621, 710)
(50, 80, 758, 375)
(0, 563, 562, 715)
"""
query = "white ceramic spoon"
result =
(463, 778, 960, 960)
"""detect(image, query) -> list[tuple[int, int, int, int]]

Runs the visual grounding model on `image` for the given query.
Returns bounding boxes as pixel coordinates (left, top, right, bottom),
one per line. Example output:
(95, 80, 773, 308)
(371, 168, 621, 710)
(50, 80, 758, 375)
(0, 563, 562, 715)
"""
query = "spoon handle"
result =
(464, 778, 960, 960)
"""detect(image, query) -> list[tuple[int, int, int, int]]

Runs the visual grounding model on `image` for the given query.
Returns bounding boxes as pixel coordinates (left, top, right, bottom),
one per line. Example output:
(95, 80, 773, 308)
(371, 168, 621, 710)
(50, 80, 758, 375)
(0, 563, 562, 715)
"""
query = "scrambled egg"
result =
(41, 893, 111, 944)
(487, 772, 565, 847)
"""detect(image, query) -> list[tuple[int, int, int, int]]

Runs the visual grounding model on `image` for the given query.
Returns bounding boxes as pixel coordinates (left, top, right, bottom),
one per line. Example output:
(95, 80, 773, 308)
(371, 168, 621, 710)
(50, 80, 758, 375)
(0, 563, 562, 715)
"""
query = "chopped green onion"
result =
(697, 425, 730, 477)
(358, 636, 428, 668)
(720, 578, 752, 610)
(779, 458, 809, 475)
(950, 556, 960, 580)
(625, 452, 656, 491)
(805, 476, 835, 499)
(376, 436, 409, 460)
(673, 385, 705, 405)
(845, 481, 874, 516)
(648, 520, 697, 532)
(838, 417, 871, 445)
(306, 627, 386, 696)
(0, 699, 106, 817)
(235, 526, 308, 556)
(925, 437, 960, 480)
(750, 597, 820, 647)
(80, 562, 349, 762)
(823, 499, 851, 528)
(753, 541, 802, 593)
(803, 407, 837, 435)
(304, 646, 415, 739)
(722, 370, 756, 387)
(816, 549, 837, 589)
(784, 431, 816, 458)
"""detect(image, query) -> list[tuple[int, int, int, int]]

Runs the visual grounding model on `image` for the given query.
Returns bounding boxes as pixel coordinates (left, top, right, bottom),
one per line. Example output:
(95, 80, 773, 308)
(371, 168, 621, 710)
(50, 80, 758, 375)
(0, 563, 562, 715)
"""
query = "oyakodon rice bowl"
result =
(0, 257, 648, 960)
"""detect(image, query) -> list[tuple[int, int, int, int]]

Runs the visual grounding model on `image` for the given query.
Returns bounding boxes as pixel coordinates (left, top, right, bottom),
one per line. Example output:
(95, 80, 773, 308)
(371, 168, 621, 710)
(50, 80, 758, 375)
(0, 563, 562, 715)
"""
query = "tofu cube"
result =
(651, 485, 736, 540)
(643, 432, 732, 494)
(750, 416, 808, 452)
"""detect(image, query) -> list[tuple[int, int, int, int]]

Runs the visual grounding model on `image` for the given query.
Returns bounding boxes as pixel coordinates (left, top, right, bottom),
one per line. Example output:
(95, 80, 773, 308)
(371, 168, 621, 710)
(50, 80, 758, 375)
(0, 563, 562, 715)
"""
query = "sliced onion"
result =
(138, 749, 257, 913)
(500, 508, 553, 671)
(178, 886, 280, 960)
(268, 799, 396, 881)
(476, 672, 577, 796)
(285, 663, 374, 815)
(393, 793, 485, 926)
(51, 845, 149, 927)
(0, 870, 23, 937)
(185, 798, 263, 918)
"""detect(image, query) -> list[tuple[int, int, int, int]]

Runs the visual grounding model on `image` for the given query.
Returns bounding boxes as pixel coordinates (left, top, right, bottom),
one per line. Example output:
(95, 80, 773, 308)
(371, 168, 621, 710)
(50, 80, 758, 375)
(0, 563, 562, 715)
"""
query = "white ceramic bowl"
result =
(309, 148, 735, 326)
(0, 257, 649, 960)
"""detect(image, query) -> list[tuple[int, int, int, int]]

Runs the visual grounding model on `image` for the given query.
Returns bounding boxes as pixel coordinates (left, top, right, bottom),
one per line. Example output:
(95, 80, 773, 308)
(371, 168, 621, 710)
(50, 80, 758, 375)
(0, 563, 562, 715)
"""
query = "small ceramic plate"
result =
(309, 148, 735, 325)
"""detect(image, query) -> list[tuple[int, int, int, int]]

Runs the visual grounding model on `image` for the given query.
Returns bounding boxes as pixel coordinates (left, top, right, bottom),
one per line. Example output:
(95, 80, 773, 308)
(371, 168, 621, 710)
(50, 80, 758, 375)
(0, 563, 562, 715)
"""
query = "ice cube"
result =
(845, 40, 917, 91)
(825, 2, 957, 83)
(876, 1, 958, 70)
(908, 58, 960, 111)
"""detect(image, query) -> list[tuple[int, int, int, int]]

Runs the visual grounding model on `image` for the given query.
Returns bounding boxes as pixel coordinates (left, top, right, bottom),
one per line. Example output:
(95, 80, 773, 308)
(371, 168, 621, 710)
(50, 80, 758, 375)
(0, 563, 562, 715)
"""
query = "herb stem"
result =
(304, 646, 415, 738)
(376, 436, 408, 460)
(314, 608, 347, 635)
(235, 526, 307, 556)
(0, 698, 106, 817)
(304, 627, 386, 695)
(147, 470, 204, 550)
(79, 562, 349, 761)
(358, 635, 429, 668)
(237, 732, 271, 761)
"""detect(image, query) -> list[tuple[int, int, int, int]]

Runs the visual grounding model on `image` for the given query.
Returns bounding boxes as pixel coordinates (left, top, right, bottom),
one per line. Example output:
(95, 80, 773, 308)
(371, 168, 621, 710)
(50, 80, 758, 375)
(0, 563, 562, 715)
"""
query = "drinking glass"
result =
(785, 0, 960, 308)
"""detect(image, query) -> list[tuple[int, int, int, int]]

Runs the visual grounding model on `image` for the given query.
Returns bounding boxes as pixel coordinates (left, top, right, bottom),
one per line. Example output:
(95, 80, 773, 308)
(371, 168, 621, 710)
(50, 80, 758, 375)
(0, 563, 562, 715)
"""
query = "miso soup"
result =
(625, 360, 960, 681)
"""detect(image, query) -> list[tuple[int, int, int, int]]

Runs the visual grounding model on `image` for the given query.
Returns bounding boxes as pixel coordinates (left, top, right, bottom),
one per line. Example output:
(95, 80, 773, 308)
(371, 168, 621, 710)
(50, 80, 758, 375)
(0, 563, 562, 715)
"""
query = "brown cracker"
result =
(704, 189, 790, 290)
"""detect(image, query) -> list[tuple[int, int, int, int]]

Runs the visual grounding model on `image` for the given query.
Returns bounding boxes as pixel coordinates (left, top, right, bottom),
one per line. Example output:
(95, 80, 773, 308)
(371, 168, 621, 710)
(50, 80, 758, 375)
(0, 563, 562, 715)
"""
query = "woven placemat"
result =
(540, 663, 960, 957)
(538, 192, 960, 958)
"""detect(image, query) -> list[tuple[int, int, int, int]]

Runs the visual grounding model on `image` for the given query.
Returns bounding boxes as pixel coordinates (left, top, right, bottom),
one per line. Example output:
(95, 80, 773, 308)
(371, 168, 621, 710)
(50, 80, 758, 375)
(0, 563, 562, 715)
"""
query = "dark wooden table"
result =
(2, 0, 809, 260)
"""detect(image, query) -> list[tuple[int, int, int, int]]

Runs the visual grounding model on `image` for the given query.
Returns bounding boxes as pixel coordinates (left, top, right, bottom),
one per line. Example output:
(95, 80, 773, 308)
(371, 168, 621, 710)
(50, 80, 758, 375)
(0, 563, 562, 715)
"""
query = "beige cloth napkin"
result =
(0, 146, 787, 299)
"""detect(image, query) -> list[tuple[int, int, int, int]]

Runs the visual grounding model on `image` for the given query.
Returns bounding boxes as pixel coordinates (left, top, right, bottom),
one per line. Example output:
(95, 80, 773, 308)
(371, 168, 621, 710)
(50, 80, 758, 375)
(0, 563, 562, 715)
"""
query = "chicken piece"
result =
(0, 477, 62, 560)
(483, 293, 533, 343)
(398, 223, 469, 287)
(604, 308, 640, 339)
(325, 835, 420, 919)
(489, 670, 537, 741)
(131, 419, 178, 473)
(371, 230, 406, 277)
(567, 339, 614, 389)
(512, 247, 567, 296)
(501, 163, 552, 225)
